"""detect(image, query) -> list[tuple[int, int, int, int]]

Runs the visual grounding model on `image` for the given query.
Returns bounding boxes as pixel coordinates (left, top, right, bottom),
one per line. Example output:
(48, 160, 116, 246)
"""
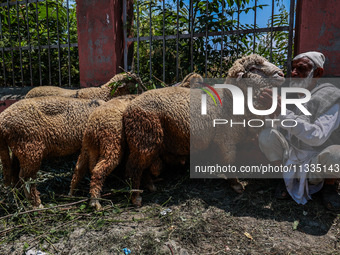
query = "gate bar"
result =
(46, 0, 52, 85)
(35, 0, 42, 86)
(16, 1, 24, 85)
(287, 0, 295, 76)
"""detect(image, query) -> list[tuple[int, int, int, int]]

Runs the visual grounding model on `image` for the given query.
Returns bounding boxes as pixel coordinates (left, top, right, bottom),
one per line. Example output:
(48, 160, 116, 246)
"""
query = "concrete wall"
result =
(76, 0, 133, 87)
(295, 0, 340, 77)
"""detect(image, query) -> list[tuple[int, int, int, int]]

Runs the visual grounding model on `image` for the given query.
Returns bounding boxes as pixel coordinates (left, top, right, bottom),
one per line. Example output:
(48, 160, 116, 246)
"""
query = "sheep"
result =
(68, 74, 203, 210)
(123, 54, 285, 206)
(25, 72, 143, 101)
(68, 95, 139, 210)
(69, 95, 190, 210)
(0, 96, 106, 208)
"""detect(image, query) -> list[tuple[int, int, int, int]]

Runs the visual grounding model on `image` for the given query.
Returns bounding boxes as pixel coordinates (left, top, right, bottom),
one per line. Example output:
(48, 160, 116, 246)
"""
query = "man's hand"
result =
(259, 88, 281, 118)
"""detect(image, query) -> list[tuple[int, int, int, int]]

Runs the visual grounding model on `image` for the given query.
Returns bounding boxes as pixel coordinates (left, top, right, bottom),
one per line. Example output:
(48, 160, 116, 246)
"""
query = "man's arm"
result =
(279, 103, 340, 146)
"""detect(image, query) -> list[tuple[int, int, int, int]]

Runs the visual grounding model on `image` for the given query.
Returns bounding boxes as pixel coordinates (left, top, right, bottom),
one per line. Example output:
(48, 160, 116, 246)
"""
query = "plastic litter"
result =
(160, 208, 172, 216)
(292, 220, 299, 230)
(25, 250, 47, 255)
(122, 248, 131, 255)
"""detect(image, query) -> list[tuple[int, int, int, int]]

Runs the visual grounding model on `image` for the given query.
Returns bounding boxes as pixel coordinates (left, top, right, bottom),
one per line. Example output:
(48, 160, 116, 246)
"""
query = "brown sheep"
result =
(25, 73, 143, 101)
(69, 95, 139, 210)
(69, 95, 181, 210)
(0, 96, 105, 207)
(123, 54, 285, 206)
(69, 76, 203, 210)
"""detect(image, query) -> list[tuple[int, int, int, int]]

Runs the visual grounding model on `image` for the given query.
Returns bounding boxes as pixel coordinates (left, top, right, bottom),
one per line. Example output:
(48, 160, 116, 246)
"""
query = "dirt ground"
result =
(0, 156, 340, 255)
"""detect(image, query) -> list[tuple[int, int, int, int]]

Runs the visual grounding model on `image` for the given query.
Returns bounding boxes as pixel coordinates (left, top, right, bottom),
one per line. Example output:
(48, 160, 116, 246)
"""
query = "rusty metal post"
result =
(76, 0, 133, 87)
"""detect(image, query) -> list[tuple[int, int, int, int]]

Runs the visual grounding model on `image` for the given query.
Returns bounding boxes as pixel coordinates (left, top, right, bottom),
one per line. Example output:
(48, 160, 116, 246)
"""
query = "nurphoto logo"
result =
(201, 84, 311, 116)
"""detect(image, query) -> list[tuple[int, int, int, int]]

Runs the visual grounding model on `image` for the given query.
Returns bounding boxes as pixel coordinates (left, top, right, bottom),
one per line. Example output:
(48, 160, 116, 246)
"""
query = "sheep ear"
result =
(236, 72, 244, 82)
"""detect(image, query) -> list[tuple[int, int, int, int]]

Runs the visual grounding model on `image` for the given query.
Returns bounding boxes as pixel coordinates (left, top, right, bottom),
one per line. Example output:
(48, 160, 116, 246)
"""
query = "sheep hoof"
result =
(90, 199, 102, 211)
(33, 204, 44, 209)
(146, 184, 157, 192)
(95, 203, 102, 211)
(132, 196, 142, 207)
(231, 183, 244, 194)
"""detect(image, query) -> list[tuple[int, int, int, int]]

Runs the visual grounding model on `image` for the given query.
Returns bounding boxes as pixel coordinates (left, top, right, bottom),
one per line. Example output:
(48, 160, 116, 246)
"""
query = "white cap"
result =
(293, 51, 325, 68)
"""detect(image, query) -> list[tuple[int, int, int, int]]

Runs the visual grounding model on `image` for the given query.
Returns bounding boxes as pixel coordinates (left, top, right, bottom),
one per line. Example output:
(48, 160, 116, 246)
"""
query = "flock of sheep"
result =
(0, 54, 285, 210)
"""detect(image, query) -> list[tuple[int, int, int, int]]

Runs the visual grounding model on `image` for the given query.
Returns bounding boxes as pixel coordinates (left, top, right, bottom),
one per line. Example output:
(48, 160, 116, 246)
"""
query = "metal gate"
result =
(123, 0, 296, 85)
(0, 0, 78, 87)
(0, 0, 296, 87)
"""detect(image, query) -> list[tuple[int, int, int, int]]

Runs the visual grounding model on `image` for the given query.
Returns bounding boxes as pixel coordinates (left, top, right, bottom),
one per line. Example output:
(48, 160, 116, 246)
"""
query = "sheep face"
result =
(229, 54, 284, 84)
(114, 80, 141, 96)
(110, 74, 143, 96)
(227, 54, 285, 109)
(244, 61, 284, 84)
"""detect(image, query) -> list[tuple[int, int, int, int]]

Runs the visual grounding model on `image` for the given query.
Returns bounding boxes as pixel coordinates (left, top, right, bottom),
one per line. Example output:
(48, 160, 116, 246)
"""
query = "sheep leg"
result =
(11, 154, 20, 187)
(144, 157, 163, 192)
(16, 144, 44, 208)
(126, 152, 153, 207)
(0, 139, 12, 186)
(69, 149, 89, 196)
(124, 109, 164, 206)
(217, 143, 244, 193)
(149, 157, 162, 177)
(126, 152, 161, 206)
(130, 172, 143, 207)
(19, 166, 42, 208)
(89, 157, 118, 211)
(228, 178, 244, 194)
(142, 170, 157, 192)
(88, 137, 124, 210)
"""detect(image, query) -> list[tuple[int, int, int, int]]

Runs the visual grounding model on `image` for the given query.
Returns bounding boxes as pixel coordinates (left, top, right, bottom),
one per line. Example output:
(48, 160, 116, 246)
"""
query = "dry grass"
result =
(0, 156, 340, 254)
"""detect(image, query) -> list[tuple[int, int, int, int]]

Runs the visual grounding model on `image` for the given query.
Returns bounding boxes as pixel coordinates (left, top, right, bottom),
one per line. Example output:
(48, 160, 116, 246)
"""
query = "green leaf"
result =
(23, 242, 29, 250)
(96, 219, 105, 228)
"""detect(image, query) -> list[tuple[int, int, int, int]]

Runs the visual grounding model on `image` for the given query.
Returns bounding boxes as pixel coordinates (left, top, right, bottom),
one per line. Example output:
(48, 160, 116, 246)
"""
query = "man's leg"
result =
(258, 128, 290, 164)
(258, 128, 290, 198)
(308, 145, 340, 183)
(308, 145, 340, 210)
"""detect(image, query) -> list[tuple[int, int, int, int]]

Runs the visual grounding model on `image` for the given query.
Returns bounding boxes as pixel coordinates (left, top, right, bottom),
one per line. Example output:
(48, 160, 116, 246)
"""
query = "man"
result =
(258, 51, 340, 210)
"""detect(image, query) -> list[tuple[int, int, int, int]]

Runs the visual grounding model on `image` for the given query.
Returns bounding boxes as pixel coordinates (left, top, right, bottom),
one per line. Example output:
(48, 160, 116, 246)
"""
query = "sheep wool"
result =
(69, 95, 138, 210)
(123, 54, 285, 206)
(0, 96, 105, 207)
(25, 73, 142, 101)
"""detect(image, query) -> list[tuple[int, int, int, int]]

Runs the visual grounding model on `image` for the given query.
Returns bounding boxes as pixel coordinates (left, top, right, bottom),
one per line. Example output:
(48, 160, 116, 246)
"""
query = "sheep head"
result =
(226, 54, 285, 109)
(106, 73, 144, 96)
(173, 73, 204, 88)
